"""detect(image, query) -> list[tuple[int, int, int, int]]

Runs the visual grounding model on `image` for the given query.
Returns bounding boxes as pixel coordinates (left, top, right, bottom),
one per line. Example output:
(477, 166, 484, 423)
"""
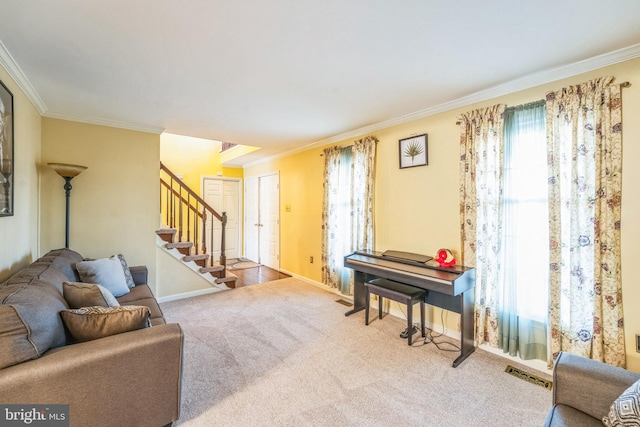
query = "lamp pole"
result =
(63, 176, 74, 248)
(48, 163, 87, 249)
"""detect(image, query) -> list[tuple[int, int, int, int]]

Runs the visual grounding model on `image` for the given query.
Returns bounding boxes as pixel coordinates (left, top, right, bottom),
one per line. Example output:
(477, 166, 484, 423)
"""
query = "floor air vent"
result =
(505, 365, 552, 390)
(335, 299, 353, 307)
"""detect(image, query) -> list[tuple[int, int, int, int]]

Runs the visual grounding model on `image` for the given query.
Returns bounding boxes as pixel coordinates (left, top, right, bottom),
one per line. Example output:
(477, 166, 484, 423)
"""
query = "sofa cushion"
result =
(0, 278, 69, 368)
(116, 284, 165, 324)
(63, 282, 120, 309)
(60, 305, 150, 343)
(6, 262, 69, 294)
(603, 379, 640, 426)
(36, 248, 85, 282)
(76, 257, 130, 297)
(545, 404, 604, 427)
(0, 305, 38, 369)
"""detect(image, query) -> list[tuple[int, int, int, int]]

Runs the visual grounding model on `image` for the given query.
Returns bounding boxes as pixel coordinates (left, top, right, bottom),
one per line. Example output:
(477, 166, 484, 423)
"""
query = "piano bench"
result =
(364, 278, 426, 345)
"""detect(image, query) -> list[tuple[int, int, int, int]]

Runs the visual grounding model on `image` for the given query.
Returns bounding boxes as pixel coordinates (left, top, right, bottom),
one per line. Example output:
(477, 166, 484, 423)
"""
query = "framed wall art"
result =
(0, 79, 14, 216)
(399, 133, 427, 169)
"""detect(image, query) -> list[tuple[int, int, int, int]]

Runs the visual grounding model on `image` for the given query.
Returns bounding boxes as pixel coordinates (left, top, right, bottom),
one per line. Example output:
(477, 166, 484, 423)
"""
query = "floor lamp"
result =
(48, 162, 87, 249)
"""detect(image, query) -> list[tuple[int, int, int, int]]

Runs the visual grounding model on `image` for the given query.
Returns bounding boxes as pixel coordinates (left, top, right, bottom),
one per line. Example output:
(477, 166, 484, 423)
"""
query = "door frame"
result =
(243, 171, 280, 268)
(200, 176, 243, 260)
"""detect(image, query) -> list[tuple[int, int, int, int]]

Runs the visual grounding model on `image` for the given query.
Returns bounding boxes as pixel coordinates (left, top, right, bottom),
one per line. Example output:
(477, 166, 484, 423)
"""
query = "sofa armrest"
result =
(0, 323, 183, 427)
(129, 265, 148, 285)
(553, 351, 640, 420)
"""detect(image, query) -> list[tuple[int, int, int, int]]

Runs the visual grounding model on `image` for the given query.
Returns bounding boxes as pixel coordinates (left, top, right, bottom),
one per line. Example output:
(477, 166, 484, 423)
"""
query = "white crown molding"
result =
(0, 40, 47, 114)
(246, 43, 640, 169)
(1, 39, 164, 134)
(43, 111, 165, 134)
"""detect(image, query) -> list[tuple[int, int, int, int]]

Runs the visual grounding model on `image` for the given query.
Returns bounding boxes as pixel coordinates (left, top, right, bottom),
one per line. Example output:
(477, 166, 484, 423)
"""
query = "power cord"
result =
(397, 304, 461, 352)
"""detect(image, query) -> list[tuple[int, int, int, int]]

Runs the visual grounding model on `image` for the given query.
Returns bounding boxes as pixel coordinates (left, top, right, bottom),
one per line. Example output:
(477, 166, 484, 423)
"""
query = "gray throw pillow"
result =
(63, 282, 120, 309)
(603, 379, 640, 426)
(116, 254, 136, 289)
(75, 257, 130, 297)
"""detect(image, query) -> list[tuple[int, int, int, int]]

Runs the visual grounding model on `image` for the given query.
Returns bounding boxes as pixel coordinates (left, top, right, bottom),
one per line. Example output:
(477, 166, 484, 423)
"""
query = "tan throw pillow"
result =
(63, 282, 120, 309)
(60, 306, 150, 343)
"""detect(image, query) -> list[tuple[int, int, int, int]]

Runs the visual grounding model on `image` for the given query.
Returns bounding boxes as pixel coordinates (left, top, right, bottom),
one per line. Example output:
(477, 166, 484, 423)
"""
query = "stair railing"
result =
(159, 162, 227, 273)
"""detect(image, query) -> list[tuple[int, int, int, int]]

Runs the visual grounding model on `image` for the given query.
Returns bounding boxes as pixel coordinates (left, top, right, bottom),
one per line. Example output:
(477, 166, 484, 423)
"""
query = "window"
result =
(503, 101, 548, 322)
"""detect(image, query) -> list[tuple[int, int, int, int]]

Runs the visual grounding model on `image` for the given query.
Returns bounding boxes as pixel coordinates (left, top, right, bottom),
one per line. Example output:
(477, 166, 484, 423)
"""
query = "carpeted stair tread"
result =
(183, 254, 209, 262)
(199, 265, 224, 273)
(156, 228, 177, 243)
(165, 241, 193, 249)
(215, 272, 237, 288)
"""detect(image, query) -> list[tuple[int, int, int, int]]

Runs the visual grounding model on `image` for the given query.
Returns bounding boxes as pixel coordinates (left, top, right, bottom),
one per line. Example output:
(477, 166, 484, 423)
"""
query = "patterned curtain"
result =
(351, 136, 378, 254)
(546, 76, 625, 367)
(321, 136, 377, 294)
(458, 104, 506, 348)
(321, 146, 343, 290)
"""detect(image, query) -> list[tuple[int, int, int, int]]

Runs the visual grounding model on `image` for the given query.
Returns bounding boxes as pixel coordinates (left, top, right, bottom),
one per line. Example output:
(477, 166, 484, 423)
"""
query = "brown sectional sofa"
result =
(0, 248, 183, 427)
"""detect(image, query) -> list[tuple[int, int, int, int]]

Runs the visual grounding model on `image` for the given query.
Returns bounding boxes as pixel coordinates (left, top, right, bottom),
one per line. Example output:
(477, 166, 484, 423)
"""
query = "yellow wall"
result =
(40, 118, 161, 292)
(0, 66, 42, 281)
(246, 148, 324, 280)
(160, 133, 242, 193)
(245, 58, 640, 371)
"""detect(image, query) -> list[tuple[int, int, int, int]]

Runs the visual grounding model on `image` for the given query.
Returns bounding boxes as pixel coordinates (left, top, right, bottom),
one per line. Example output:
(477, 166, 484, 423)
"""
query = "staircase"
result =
(157, 163, 237, 289)
(155, 228, 237, 288)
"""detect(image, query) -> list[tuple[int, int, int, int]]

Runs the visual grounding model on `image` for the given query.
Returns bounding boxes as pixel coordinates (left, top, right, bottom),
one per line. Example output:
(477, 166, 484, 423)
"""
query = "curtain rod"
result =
(320, 144, 353, 156)
(455, 81, 631, 125)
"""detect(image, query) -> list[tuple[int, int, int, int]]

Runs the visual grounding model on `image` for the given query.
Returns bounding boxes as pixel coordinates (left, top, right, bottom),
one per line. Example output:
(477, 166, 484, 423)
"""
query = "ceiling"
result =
(1, 1, 640, 165)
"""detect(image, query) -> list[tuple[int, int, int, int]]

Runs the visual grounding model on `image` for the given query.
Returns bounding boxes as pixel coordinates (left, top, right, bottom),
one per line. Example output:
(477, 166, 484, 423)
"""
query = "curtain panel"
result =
(321, 146, 343, 290)
(458, 104, 506, 348)
(351, 136, 377, 255)
(546, 76, 625, 367)
(321, 136, 377, 295)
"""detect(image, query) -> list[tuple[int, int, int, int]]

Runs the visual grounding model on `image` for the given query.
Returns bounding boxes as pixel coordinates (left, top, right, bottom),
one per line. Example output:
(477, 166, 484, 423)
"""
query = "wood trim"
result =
(160, 162, 223, 221)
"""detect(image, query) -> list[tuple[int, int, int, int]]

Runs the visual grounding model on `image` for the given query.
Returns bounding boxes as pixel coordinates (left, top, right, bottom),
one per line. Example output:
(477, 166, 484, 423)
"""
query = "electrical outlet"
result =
(310, 256, 314, 263)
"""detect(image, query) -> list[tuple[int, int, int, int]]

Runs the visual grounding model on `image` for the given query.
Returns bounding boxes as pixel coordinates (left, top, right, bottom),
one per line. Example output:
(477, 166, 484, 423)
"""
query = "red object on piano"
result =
(435, 249, 456, 267)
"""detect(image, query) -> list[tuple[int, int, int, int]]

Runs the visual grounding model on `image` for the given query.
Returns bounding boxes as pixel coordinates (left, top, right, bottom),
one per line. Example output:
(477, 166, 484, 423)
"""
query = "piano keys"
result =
(344, 249, 476, 367)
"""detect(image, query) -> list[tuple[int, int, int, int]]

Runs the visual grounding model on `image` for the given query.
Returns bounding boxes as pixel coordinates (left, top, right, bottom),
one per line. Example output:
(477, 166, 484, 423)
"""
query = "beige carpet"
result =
(161, 277, 552, 426)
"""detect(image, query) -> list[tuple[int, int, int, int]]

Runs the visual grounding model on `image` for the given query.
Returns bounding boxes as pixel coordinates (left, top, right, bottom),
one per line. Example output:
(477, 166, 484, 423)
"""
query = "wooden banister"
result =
(160, 179, 204, 219)
(160, 162, 227, 274)
(160, 162, 222, 221)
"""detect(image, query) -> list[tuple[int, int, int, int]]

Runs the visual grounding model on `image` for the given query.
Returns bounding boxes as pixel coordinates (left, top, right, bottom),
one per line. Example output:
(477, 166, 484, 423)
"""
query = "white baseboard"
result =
(479, 344, 552, 373)
(279, 269, 352, 299)
(157, 287, 222, 303)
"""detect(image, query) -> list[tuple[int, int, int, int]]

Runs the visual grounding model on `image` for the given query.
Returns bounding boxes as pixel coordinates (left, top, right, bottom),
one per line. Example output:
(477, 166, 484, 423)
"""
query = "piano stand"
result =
(344, 251, 476, 367)
(364, 278, 426, 346)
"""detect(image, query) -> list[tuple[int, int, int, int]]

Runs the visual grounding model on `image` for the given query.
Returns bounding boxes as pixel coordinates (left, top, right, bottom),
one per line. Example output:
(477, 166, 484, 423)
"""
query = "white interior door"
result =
(203, 178, 241, 261)
(244, 173, 279, 269)
(259, 174, 280, 269)
(244, 176, 259, 262)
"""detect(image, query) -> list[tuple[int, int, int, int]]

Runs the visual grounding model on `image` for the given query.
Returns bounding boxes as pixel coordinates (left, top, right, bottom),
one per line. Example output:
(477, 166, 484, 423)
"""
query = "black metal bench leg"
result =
(378, 295, 383, 319)
(420, 301, 426, 337)
(365, 286, 370, 325)
(407, 299, 413, 345)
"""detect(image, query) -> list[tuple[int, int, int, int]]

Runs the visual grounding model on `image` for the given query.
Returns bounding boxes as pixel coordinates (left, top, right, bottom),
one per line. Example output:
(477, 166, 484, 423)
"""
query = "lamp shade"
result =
(48, 163, 87, 178)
